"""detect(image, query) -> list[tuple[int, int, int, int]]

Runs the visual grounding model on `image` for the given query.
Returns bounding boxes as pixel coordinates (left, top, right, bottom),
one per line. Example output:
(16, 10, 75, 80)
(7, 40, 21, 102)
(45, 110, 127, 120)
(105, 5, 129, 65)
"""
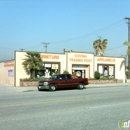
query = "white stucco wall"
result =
(15, 52, 30, 86)
(115, 58, 125, 82)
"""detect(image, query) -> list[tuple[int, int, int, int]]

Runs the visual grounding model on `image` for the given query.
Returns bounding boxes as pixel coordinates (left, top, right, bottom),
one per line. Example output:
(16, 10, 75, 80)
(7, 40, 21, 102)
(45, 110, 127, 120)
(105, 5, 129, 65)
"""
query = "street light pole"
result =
(42, 42, 49, 52)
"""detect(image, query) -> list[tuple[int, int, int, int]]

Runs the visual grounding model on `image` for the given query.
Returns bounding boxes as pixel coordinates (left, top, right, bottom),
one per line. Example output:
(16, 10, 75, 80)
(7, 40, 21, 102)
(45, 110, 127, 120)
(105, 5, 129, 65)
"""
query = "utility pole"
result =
(20, 49, 24, 51)
(125, 17, 130, 70)
(125, 17, 130, 42)
(42, 42, 49, 52)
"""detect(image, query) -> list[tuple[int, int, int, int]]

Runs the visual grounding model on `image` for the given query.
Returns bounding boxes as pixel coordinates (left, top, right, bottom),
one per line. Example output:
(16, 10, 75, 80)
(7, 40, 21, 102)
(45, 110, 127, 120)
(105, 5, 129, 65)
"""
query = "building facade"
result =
(0, 50, 126, 86)
(0, 60, 14, 86)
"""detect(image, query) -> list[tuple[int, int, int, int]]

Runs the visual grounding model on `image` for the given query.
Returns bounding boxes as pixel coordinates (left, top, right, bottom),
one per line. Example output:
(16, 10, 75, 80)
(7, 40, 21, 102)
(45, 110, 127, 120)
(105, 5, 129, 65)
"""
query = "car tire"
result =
(49, 84, 56, 91)
(78, 83, 84, 90)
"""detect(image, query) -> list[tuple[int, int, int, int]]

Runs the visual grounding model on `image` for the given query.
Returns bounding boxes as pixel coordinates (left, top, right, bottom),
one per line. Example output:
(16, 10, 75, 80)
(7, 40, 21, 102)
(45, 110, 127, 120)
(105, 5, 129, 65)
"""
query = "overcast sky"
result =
(0, 0, 130, 61)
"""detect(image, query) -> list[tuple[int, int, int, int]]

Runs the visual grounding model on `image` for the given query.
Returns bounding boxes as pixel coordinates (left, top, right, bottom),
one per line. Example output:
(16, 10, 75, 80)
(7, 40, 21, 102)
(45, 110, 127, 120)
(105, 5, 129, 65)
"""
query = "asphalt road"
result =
(0, 85, 130, 130)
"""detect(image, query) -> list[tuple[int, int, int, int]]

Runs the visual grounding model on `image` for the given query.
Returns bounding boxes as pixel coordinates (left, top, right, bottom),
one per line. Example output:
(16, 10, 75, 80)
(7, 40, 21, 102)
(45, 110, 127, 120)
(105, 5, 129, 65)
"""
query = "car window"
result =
(66, 74, 72, 79)
(61, 75, 66, 80)
(50, 75, 58, 79)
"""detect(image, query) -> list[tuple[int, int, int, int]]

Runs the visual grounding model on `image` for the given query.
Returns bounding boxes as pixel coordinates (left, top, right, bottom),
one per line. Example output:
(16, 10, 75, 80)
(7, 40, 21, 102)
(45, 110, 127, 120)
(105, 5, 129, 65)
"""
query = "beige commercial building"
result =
(0, 50, 126, 86)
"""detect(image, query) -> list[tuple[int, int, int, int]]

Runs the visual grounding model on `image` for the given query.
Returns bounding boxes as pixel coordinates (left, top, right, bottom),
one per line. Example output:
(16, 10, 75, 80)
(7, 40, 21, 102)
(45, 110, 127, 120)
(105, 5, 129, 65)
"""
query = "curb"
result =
(86, 83, 130, 88)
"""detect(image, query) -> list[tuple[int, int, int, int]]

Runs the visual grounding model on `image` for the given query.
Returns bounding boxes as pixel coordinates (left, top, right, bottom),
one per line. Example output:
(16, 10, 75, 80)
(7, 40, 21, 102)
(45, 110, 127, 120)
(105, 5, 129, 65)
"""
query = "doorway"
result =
(72, 65, 88, 78)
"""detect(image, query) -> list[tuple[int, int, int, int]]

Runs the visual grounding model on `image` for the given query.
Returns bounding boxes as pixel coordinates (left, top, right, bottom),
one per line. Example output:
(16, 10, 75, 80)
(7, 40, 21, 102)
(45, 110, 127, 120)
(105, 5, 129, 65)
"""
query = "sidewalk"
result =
(0, 84, 38, 93)
(14, 83, 130, 92)
(13, 86, 38, 92)
(0, 83, 130, 93)
(87, 83, 130, 88)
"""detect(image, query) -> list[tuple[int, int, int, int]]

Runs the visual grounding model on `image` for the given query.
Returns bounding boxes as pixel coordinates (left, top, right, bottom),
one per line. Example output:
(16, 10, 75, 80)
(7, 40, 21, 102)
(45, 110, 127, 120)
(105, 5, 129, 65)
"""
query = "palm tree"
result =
(22, 51, 44, 78)
(124, 42, 130, 70)
(93, 38, 108, 56)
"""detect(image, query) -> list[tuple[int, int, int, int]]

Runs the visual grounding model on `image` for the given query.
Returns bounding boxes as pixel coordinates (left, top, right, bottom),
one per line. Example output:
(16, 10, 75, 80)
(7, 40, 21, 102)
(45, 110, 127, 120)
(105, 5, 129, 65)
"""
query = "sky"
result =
(0, 0, 130, 61)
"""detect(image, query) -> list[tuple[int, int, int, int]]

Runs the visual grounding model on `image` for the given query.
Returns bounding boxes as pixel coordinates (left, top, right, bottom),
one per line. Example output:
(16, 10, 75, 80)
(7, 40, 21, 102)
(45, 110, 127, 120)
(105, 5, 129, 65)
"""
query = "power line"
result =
(0, 44, 126, 54)
(0, 19, 126, 51)
(49, 19, 125, 44)
(19, 19, 125, 50)
(106, 45, 124, 51)
(24, 44, 42, 50)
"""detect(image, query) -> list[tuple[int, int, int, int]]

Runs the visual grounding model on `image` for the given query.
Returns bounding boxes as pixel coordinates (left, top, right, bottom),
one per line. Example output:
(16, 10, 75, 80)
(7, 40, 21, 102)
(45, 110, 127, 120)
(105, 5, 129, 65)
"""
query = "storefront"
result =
(0, 50, 126, 86)
(66, 51, 94, 79)
(95, 56, 125, 80)
(15, 51, 66, 86)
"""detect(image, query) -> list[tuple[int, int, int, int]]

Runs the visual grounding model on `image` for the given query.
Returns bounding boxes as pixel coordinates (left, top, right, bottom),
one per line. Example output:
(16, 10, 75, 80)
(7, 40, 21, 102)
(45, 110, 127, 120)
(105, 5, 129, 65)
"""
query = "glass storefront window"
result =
(44, 68, 51, 78)
(103, 66, 108, 77)
(36, 63, 59, 78)
(109, 66, 114, 78)
(98, 65, 114, 78)
(98, 65, 103, 78)
(51, 64, 58, 75)
(44, 64, 59, 78)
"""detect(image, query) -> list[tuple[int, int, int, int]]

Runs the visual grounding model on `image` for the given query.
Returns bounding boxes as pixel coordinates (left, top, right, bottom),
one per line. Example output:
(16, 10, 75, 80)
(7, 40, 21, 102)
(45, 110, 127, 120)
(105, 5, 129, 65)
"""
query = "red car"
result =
(37, 74, 89, 91)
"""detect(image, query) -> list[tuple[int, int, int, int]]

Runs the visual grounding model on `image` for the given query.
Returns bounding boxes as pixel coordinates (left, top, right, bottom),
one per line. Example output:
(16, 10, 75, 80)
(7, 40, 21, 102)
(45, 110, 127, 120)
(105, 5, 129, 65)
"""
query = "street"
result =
(0, 85, 130, 130)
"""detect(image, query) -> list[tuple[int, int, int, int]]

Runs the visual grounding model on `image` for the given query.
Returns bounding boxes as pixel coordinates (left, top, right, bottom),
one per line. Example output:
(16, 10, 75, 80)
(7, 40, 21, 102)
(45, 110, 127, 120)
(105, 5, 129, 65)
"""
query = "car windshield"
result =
(50, 75, 58, 79)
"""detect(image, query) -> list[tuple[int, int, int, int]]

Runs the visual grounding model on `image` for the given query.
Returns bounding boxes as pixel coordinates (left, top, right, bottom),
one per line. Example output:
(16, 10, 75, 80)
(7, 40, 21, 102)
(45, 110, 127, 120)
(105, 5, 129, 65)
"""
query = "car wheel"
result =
(78, 83, 84, 90)
(49, 84, 56, 91)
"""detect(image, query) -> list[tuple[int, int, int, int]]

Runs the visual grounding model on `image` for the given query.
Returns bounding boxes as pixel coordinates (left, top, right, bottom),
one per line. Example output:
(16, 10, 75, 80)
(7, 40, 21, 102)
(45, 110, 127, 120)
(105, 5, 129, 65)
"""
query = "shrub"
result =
(63, 70, 69, 74)
(125, 70, 130, 76)
(125, 70, 130, 79)
(94, 71, 100, 79)
(20, 78, 46, 82)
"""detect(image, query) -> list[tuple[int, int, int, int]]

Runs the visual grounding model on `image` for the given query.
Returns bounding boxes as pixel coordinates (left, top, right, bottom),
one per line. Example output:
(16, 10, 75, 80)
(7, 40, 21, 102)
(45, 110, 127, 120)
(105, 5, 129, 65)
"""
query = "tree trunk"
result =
(128, 55, 130, 71)
(30, 69, 35, 79)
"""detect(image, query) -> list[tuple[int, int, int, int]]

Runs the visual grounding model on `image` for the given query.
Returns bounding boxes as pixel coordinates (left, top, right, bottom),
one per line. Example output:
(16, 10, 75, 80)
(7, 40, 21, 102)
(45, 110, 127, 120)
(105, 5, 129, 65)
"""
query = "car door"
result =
(66, 74, 77, 88)
(56, 75, 68, 89)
